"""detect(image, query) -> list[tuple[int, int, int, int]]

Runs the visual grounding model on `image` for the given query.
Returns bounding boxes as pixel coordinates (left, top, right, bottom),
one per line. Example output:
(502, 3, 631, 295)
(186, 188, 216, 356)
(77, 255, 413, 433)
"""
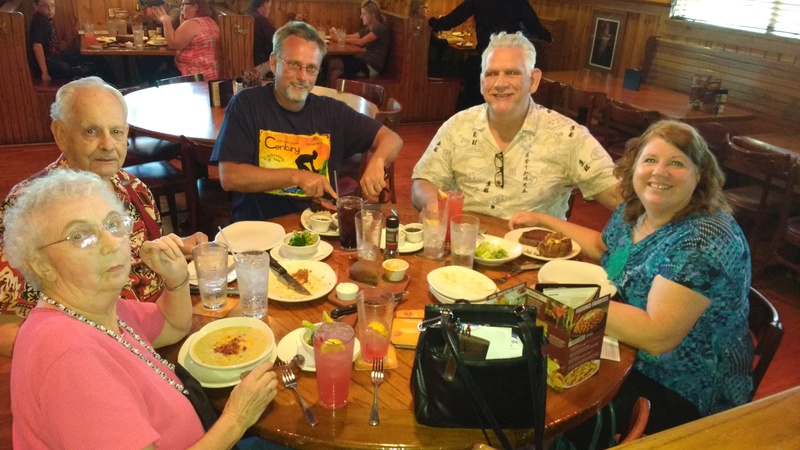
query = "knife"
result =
(269, 258, 312, 295)
(330, 291, 408, 319)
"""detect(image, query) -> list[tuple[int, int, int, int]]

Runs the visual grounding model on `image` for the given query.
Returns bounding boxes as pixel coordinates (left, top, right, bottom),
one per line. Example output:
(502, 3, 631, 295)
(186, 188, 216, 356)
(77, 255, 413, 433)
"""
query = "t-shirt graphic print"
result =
(258, 130, 331, 196)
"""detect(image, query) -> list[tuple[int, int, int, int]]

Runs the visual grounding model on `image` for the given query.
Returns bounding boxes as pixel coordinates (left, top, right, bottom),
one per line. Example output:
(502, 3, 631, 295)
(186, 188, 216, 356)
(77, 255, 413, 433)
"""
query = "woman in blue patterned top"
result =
(509, 120, 753, 434)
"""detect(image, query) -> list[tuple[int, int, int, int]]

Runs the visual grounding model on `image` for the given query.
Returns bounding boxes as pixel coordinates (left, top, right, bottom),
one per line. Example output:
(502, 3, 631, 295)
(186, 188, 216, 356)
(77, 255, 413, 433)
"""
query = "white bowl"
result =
(189, 317, 275, 371)
(282, 231, 320, 259)
(383, 258, 409, 282)
(538, 260, 618, 298)
(309, 213, 332, 232)
(474, 235, 523, 267)
(403, 223, 423, 243)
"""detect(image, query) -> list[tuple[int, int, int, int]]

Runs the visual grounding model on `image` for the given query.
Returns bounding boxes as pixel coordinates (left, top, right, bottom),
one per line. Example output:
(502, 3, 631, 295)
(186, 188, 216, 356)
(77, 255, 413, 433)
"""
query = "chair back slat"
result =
(335, 78, 387, 109)
(748, 287, 784, 398)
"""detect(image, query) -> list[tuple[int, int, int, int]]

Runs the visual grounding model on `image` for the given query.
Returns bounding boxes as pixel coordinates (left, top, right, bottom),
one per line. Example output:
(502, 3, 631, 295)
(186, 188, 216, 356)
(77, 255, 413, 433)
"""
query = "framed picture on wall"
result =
(587, 10, 626, 72)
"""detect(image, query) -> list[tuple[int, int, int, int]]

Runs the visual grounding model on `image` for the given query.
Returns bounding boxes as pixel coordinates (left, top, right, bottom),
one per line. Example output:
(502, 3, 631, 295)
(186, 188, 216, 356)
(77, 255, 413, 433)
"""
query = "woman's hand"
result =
(140, 233, 189, 288)
(508, 211, 546, 230)
(221, 362, 279, 430)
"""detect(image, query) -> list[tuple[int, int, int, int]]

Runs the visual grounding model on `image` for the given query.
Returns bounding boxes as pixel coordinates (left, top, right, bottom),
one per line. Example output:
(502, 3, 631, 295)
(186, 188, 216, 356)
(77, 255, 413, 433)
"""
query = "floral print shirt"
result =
(0, 155, 163, 318)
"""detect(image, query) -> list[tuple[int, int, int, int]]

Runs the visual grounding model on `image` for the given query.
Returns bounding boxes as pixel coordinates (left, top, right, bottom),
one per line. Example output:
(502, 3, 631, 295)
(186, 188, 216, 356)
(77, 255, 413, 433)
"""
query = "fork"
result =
(280, 365, 318, 427)
(492, 265, 522, 284)
(369, 358, 385, 426)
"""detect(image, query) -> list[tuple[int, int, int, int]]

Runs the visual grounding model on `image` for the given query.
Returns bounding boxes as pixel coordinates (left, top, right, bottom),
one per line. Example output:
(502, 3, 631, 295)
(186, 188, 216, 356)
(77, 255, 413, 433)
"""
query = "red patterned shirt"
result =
(0, 156, 164, 318)
(175, 17, 221, 81)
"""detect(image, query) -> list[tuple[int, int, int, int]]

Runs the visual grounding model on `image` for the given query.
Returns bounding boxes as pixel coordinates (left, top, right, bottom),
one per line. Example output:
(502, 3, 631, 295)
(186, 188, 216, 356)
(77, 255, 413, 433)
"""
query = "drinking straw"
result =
(333, 170, 340, 196)
(217, 226, 242, 262)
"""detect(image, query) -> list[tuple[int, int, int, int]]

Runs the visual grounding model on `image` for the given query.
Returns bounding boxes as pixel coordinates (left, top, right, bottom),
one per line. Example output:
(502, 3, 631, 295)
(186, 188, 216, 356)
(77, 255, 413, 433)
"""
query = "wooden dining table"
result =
(160, 204, 635, 449)
(325, 42, 368, 56)
(615, 386, 800, 449)
(80, 37, 177, 57)
(124, 81, 379, 142)
(543, 69, 757, 124)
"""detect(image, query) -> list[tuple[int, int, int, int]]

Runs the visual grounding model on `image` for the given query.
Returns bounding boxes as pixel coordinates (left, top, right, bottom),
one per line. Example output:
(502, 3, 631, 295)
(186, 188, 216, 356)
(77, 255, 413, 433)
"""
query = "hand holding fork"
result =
(369, 358, 385, 426)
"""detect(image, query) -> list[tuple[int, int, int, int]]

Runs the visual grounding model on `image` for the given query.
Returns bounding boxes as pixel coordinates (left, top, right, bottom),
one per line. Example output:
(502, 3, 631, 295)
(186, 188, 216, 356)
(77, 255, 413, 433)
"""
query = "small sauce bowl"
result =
(383, 258, 409, 282)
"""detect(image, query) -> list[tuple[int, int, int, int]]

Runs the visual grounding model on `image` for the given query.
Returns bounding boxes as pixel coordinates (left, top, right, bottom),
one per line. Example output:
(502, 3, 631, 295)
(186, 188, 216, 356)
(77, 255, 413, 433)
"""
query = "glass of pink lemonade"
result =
(313, 322, 355, 409)
(356, 287, 394, 363)
(444, 191, 464, 243)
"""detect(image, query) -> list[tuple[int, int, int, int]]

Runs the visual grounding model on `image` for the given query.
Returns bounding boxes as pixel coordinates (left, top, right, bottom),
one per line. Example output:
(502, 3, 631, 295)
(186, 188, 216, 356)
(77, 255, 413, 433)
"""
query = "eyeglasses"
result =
(39, 214, 134, 250)
(494, 152, 504, 188)
(277, 56, 320, 76)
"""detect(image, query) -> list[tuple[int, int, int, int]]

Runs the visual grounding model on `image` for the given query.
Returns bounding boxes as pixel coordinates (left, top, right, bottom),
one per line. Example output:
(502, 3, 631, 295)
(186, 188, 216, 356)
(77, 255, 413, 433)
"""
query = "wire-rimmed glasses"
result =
(277, 56, 320, 76)
(39, 214, 134, 250)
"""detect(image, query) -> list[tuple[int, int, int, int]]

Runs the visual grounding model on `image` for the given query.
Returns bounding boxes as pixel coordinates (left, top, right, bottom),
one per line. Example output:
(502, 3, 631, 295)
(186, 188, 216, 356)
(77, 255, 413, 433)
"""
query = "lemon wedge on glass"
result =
(368, 321, 389, 338)
(321, 338, 345, 354)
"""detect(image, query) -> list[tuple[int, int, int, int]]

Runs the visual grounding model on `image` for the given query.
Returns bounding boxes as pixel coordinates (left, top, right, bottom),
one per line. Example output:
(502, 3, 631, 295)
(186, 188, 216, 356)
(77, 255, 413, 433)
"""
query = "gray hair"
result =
(481, 32, 537, 75)
(3, 170, 125, 290)
(273, 21, 327, 60)
(50, 76, 127, 123)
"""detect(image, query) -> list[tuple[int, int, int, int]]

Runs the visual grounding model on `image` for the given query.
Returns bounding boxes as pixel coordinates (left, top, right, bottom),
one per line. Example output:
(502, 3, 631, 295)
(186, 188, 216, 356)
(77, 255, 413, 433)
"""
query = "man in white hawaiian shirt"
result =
(412, 32, 622, 220)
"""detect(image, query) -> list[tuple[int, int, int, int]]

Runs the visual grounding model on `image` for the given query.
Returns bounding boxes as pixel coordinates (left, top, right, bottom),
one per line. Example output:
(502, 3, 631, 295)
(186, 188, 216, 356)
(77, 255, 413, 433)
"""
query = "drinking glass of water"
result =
(192, 242, 229, 311)
(234, 250, 269, 319)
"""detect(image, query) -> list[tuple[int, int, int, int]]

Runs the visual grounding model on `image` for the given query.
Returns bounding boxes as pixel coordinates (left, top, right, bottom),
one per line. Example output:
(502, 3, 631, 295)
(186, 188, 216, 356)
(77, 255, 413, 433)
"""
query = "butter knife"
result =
(269, 259, 312, 295)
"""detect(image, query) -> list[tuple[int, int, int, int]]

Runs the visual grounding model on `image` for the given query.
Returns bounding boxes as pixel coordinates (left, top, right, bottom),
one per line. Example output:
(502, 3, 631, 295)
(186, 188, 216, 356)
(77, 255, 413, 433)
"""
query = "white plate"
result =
(429, 285, 486, 305)
(504, 227, 582, 261)
(178, 330, 278, 388)
(188, 255, 237, 286)
(215, 221, 285, 253)
(301, 209, 339, 237)
(427, 266, 496, 302)
(148, 40, 167, 46)
(474, 235, 523, 267)
(96, 36, 116, 44)
(270, 240, 333, 262)
(276, 327, 361, 372)
(268, 260, 337, 302)
(380, 228, 424, 254)
(538, 260, 617, 298)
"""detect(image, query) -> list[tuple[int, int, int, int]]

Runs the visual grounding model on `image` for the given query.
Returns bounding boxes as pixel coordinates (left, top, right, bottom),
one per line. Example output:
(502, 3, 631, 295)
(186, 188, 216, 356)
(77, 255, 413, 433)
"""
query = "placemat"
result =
(192, 297, 239, 318)
(354, 345, 398, 370)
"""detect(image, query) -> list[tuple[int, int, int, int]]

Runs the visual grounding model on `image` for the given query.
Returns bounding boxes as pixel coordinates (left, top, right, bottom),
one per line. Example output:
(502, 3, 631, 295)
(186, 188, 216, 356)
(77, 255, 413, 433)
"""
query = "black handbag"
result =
(175, 364, 220, 432)
(411, 304, 547, 450)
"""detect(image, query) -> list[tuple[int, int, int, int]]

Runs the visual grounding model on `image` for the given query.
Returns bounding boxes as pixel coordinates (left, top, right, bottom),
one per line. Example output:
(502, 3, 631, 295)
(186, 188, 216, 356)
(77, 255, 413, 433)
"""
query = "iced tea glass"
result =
(336, 196, 363, 251)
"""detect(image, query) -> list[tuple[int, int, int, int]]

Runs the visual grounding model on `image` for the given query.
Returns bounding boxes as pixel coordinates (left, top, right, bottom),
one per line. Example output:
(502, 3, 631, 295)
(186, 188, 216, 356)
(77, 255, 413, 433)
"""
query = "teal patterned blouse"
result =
(601, 205, 754, 416)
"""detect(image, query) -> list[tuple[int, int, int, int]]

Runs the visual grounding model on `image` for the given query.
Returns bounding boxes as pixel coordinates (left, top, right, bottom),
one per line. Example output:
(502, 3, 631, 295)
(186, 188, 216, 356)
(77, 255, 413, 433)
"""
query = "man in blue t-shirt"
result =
(211, 21, 402, 221)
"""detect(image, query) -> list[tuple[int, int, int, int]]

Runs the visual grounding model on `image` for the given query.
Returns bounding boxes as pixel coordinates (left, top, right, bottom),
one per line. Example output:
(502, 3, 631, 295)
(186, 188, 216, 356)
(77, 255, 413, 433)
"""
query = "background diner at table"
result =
(147, 0, 221, 80)
(509, 120, 754, 437)
(325, 0, 391, 88)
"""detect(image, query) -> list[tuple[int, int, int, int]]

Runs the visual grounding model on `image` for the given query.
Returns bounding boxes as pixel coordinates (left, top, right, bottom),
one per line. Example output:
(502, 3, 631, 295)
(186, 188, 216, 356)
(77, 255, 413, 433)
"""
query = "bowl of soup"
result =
(189, 317, 275, 371)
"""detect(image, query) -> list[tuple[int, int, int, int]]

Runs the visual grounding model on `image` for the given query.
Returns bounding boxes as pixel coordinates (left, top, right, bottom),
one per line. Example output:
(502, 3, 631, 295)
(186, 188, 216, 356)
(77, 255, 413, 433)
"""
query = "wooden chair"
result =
(722, 135, 792, 242)
(335, 78, 387, 109)
(339, 98, 403, 204)
(180, 136, 231, 235)
(557, 84, 607, 128)
(597, 100, 659, 160)
(693, 122, 733, 164)
(748, 287, 784, 399)
(531, 79, 564, 110)
(616, 397, 651, 445)
(756, 160, 800, 278)
(123, 161, 189, 233)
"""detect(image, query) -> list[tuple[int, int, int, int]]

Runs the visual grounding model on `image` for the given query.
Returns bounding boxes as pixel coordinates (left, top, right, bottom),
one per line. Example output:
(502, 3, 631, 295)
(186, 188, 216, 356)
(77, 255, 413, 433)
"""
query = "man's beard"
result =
(285, 82, 311, 102)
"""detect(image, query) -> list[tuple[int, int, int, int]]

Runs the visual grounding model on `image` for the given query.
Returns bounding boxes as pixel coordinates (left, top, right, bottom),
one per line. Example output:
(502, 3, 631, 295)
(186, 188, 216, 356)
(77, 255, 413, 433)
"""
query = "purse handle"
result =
(440, 310, 545, 450)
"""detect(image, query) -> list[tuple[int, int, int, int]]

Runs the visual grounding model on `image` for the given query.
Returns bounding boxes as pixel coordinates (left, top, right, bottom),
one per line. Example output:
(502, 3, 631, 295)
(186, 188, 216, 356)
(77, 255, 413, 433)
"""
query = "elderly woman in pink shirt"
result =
(149, 0, 221, 80)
